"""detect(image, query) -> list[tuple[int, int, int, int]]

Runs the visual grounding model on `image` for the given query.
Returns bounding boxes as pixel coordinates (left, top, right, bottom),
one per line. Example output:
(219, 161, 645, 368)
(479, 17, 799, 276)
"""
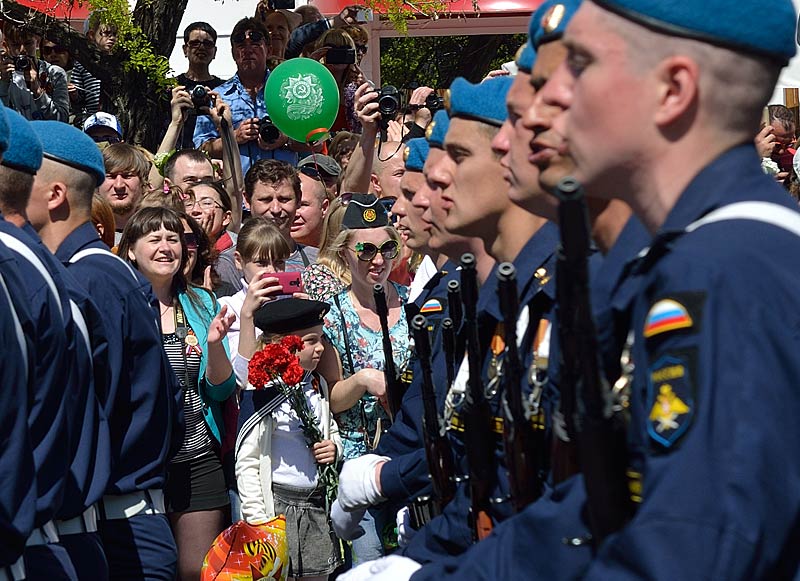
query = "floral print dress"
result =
(322, 282, 410, 459)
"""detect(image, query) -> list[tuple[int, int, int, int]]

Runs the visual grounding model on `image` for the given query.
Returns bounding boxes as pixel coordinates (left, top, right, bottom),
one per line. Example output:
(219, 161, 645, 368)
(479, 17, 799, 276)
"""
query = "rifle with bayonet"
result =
(497, 262, 545, 513)
(554, 177, 634, 546)
(411, 314, 456, 518)
(459, 253, 495, 542)
(374, 283, 404, 421)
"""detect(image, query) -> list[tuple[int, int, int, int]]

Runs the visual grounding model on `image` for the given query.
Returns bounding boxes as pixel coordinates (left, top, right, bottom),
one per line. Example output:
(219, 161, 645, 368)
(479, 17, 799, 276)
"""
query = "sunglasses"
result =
(90, 134, 121, 144)
(183, 232, 198, 250)
(232, 30, 265, 45)
(41, 45, 67, 55)
(351, 239, 399, 262)
(187, 39, 215, 49)
(299, 165, 337, 185)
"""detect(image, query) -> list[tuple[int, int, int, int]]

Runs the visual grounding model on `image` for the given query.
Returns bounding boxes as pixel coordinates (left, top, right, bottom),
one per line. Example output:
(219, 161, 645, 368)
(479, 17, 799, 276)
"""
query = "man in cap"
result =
(0, 108, 101, 579)
(82, 111, 123, 145)
(292, 159, 332, 249)
(298, 154, 341, 199)
(0, 94, 38, 581)
(29, 120, 182, 580)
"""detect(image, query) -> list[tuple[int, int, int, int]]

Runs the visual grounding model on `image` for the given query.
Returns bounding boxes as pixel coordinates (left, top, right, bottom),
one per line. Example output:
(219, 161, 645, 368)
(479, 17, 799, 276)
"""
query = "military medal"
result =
(485, 324, 505, 398)
(184, 330, 203, 356)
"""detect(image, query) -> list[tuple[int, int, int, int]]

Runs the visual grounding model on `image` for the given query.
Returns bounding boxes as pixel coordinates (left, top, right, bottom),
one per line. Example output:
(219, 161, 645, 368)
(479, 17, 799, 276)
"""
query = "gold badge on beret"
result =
(542, 4, 566, 33)
(403, 146, 411, 162)
(363, 208, 377, 223)
(425, 121, 436, 140)
(514, 43, 528, 66)
(443, 89, 452, 114)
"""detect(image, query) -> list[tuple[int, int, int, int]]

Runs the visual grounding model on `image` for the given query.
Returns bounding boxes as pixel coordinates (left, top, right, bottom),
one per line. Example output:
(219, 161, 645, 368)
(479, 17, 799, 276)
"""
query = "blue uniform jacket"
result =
(56, 223, 184, 495)
(402, 224, 559, 565)
(0, 240, 36, 565)
(20, 223, 113, 522)
(377, 263, 460, 503)
(0, 217, 79, 527)
(587, 145, 800, 579)
(178, 287, 237, 444)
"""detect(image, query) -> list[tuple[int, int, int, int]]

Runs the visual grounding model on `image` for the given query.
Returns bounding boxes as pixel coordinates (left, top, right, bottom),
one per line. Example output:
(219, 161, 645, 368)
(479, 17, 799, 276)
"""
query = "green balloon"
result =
(264, 58, 341, 143)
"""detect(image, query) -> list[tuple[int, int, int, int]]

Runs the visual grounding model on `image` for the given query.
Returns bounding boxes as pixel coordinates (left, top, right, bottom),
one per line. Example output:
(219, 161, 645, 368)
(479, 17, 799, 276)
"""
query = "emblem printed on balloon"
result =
(281, 74, 325, 121)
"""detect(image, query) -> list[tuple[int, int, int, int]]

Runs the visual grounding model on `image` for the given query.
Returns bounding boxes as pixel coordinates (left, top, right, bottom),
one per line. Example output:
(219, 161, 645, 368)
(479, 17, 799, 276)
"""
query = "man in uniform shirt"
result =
(30, 120, 184, 581)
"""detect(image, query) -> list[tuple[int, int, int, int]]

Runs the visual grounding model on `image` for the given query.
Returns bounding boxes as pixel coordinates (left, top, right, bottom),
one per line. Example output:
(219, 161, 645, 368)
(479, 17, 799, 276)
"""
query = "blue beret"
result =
(531, 0, 582, 48)
(593, 0, 797, 63)
(30, 121, 107, 187)
(516, 41, 536, 74)
(404, 138, 429, 172)
(447, 76, 513, 127)
(1, 109, 42, 175)
(426, 110, 450, 149)
(0, 101, 9, 156)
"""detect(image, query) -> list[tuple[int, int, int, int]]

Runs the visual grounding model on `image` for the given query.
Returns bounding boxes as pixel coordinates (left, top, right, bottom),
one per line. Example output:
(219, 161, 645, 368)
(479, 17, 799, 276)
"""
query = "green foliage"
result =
(86, 0, 172, 90)
(361, 0, 450, 34)
(380, 33, 525, 89)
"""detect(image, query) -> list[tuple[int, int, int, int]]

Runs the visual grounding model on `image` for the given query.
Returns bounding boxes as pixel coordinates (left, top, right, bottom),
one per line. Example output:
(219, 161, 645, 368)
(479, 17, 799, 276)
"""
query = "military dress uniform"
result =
(29, 120, 184, 581)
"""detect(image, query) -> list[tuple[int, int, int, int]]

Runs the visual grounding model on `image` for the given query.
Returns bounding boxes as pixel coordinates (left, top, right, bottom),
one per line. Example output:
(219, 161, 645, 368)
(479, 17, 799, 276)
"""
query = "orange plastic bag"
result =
(201, 517, 289, 581)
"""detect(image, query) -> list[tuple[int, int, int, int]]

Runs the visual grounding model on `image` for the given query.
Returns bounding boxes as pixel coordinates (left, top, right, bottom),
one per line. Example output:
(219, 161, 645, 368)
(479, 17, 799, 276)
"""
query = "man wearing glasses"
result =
(82, 112, 123, 146)
(176, 22, 225, 150)
(194, 17, 297, 175)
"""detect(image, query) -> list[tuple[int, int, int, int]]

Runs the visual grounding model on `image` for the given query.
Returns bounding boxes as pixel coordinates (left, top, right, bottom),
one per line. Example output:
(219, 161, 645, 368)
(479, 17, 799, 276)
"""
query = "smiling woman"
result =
(118, 206, 237, 581)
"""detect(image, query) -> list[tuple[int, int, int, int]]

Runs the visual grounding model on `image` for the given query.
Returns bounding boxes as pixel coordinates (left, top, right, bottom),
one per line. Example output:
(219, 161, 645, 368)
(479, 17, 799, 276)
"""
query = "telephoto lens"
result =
(258, 116, 281, 143)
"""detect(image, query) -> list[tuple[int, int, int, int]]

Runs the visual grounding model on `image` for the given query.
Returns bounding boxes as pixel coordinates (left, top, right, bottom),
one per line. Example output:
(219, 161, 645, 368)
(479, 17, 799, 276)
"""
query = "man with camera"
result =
(0, 24, 69, 122)
(194, 17, 297, 175)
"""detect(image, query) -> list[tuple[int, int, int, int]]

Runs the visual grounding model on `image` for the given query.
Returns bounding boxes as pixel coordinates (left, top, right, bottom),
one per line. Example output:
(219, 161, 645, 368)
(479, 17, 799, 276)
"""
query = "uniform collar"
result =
(657, 144, 764, 236)
(55, 222, 106, 263)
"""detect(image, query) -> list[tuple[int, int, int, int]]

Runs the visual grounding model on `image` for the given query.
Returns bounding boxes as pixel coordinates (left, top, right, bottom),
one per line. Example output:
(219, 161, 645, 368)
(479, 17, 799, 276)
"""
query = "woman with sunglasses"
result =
(118, 207, 237, 581)
(317, 193, 410, 564)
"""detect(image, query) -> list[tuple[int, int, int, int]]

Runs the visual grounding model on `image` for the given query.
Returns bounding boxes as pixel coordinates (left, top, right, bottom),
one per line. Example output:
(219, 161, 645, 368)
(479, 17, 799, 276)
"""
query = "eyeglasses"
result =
(232, 31, 265, 45)
(184, 197, 223, 211)
(183, 232, 198, 250)
(187, 39, 215, 49)
(41, 45, 67, 55)
(90, 134, 121, 144)
(350, 239, 400, 262)
(299, 165, 337, 186)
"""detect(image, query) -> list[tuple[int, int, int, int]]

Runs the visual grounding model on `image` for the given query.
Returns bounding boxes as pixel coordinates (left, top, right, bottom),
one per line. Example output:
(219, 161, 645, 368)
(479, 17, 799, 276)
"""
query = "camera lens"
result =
(190, 85, 210, 109)
(14, 56, 30, 73)
(378, 85, 400, 118)
(258, 116, 280, 143)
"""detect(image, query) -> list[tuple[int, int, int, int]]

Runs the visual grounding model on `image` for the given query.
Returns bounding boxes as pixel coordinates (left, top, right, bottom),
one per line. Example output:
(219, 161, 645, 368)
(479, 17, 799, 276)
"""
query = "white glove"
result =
(331, 498, 366, 540)
(338, 454, 390, 510)
(338, 554, 422, 581)
(396, 506, 417, 547)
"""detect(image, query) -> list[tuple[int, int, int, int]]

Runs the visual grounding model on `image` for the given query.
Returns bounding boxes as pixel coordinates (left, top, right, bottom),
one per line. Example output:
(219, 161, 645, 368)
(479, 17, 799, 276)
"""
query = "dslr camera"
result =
(258, 115, 281, 144)
(425, 92, 444, 112)
(376, 85, 401, 125)
(190, 85, 215, 112)
(14, 55, 31, 73)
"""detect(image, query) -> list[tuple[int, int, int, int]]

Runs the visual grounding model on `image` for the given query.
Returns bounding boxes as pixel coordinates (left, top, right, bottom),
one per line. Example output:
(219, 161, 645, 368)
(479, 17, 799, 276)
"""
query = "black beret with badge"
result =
(341, 193, 389, 229)
(253, 298, 330, 335)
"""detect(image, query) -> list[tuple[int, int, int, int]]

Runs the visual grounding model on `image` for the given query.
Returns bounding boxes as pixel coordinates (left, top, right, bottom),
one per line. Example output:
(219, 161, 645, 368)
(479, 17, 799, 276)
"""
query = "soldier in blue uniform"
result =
(29, 120, 183, 580)
(0, 108, 99, 580)
(0, 97, 37, 581)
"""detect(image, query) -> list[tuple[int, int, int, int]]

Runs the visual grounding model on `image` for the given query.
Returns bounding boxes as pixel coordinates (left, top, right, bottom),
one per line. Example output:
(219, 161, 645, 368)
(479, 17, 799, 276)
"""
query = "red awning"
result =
(314, 0, 543, 16)
(15, 0, 91, 22)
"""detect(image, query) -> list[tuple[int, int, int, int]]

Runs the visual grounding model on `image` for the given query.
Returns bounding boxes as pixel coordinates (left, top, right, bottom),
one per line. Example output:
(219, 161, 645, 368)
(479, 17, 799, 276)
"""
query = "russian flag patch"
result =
(643, 299, 693, 338)
(419, 298, 443, 314)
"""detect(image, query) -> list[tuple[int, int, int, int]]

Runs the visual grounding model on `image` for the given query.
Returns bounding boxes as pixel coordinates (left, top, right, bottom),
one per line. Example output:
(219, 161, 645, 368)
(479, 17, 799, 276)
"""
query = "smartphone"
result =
(355, 8, 373, 22)
(325, 47, 356, 65)
(762, 106, 771, 128)
(262, 271, 304, 295)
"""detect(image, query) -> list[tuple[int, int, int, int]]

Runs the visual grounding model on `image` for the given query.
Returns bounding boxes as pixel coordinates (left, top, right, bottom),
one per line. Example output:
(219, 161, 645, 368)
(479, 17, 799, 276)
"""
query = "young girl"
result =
(218, 216, 303, 384)
(236, 298, 343, 581)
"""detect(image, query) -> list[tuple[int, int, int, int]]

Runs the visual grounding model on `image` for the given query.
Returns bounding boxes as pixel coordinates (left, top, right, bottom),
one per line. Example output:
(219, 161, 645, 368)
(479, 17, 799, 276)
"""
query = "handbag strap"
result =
(332, 292, 355, 377)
